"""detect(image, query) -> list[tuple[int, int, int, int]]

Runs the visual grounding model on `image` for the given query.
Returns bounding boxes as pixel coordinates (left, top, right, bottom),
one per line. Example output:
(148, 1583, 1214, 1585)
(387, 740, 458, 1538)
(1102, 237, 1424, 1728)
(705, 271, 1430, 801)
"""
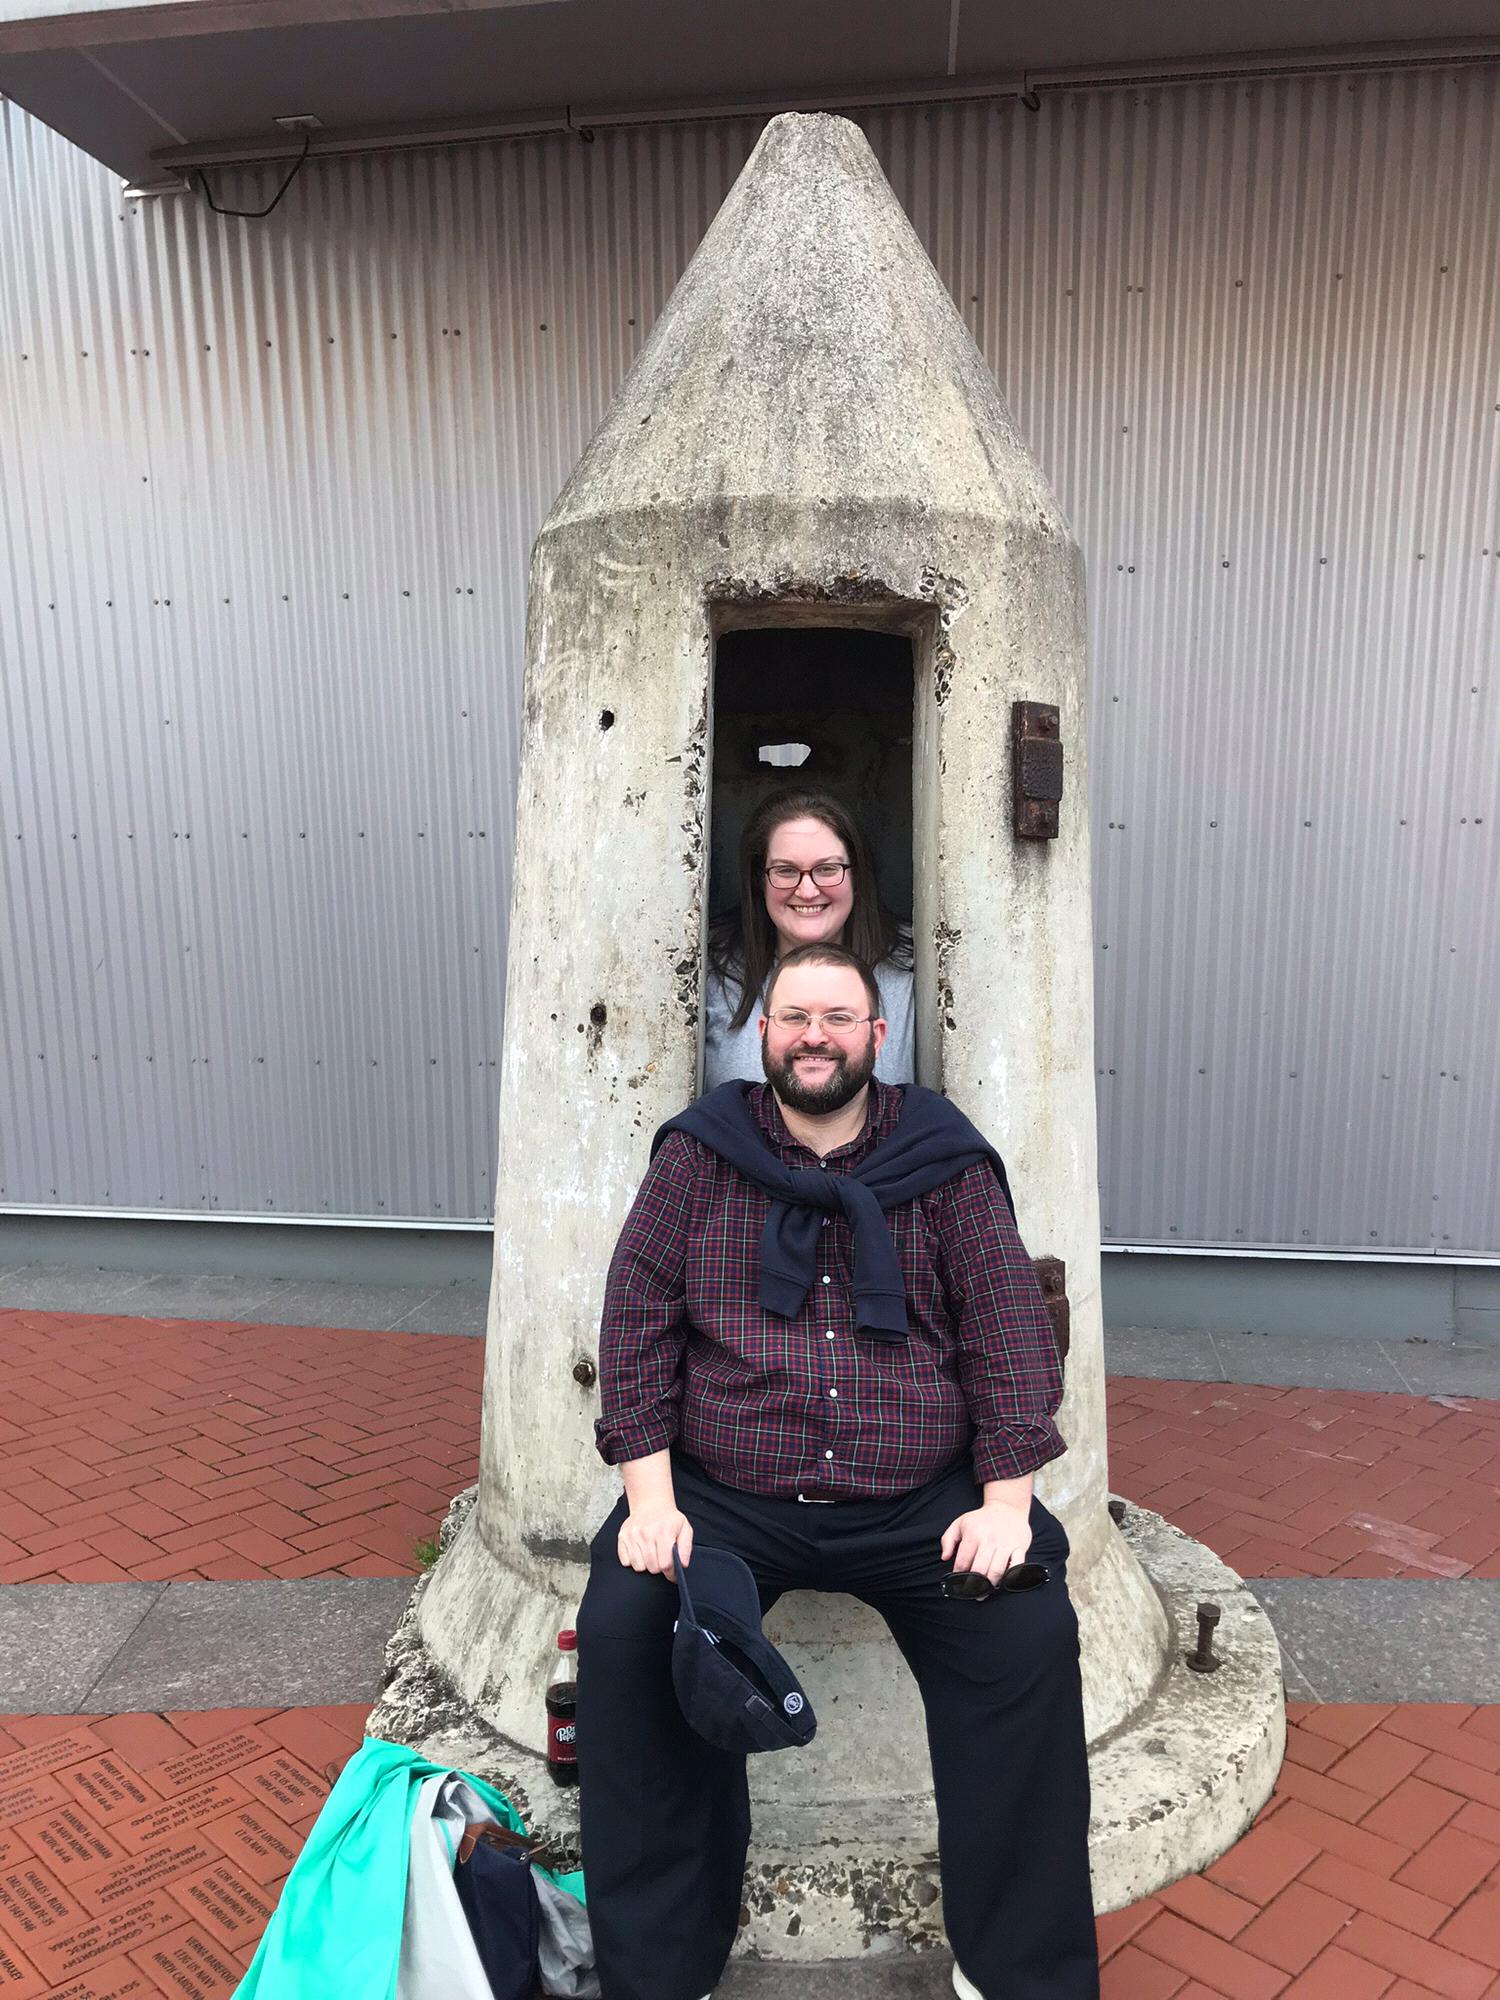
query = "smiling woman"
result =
(704, 625, 916, 1089)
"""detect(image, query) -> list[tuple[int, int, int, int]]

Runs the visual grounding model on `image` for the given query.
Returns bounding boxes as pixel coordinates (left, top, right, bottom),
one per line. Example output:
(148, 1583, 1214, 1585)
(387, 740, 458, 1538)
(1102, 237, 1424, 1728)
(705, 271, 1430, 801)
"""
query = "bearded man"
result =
(575, 942, 1097, 2000)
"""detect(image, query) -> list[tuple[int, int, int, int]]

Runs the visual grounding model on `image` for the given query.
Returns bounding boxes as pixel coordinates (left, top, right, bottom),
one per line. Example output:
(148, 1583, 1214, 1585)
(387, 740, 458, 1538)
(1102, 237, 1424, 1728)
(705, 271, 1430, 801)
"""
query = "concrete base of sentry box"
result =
(367, 1493, 1285, 1957)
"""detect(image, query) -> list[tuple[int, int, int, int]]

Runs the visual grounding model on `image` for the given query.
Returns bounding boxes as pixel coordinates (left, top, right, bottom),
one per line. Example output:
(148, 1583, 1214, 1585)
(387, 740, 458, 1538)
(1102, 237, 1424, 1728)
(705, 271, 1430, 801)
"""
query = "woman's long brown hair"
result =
(708, 788, 901, 1030)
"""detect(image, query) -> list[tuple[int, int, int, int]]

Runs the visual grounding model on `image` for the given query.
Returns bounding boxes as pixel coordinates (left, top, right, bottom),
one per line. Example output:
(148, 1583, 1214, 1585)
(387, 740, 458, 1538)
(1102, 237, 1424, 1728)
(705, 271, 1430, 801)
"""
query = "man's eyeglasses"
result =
(766, 1009, 873, 1036)
(941, 1563, 1049, 1601)
(765, 860, 851, 890)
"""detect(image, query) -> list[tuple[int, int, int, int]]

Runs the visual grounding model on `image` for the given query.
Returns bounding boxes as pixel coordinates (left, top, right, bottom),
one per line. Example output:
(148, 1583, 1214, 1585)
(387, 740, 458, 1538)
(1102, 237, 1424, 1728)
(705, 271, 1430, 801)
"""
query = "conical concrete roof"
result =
(544, 112, 1068, 535)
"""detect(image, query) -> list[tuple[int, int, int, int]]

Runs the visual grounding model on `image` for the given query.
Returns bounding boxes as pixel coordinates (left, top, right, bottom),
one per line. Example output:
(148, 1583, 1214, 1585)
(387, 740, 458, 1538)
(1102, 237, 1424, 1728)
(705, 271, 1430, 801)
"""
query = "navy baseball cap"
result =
(671, 1545, 817, 1755)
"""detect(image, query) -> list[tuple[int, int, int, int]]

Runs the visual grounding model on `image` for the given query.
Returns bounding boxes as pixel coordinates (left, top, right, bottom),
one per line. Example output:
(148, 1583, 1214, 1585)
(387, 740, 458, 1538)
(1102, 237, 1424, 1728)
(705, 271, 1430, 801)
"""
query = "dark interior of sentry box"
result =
(710, 626, 914, 923)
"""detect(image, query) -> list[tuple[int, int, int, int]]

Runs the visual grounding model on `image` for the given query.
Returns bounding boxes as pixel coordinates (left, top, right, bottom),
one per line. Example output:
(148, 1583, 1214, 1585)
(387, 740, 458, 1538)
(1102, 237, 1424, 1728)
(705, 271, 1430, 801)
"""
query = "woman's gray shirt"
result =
(702, 960, 916, 1089)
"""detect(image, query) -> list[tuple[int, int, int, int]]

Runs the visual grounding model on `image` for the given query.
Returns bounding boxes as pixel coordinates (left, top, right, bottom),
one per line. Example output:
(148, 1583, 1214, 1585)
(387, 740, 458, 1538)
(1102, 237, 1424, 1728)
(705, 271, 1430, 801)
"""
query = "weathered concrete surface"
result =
(402, 109, 1283, 1944)
(1088, 1506, 1286, 1909)
(374, 1496, 1285, 1947)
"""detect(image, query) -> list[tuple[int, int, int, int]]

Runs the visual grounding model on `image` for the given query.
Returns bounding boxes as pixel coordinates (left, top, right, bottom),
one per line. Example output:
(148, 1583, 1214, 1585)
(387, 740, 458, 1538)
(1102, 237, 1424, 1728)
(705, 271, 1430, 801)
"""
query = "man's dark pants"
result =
(575, 1454, 1098, 2000)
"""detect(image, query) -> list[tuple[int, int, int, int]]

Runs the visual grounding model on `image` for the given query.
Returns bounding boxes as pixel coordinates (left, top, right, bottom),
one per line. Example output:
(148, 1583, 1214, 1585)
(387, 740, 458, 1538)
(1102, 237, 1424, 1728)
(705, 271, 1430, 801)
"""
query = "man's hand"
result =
(617, 1503, 693, 1575)
(940, 1496, 1032, 1584)
(617, 1448, 691, 1573)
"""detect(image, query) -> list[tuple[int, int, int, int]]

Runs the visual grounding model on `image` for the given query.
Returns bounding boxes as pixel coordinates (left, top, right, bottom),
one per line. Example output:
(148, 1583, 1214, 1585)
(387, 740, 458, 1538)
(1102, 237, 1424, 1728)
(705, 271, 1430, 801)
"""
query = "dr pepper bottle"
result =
(545, 1629, 578, 1785)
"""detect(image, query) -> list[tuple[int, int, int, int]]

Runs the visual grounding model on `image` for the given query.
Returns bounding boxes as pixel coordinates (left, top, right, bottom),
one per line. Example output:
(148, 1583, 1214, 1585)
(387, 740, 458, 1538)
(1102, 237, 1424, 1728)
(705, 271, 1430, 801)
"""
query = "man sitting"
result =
(576, 942, 1097, 2000)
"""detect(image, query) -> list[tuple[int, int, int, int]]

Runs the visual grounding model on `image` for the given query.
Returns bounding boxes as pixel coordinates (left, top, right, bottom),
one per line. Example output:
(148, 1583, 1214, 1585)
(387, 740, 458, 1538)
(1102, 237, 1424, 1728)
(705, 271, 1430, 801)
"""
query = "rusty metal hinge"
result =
(1033, 1255, 1069, 1361)
(1012, 701, 1063, 840)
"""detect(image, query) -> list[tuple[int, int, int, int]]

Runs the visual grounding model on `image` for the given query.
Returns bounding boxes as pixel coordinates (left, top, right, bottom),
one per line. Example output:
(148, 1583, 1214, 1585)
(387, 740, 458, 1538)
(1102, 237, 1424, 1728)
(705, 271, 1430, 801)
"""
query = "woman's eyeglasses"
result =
(941, 1563, 1049, 1601)
(764, 860, 851, 889)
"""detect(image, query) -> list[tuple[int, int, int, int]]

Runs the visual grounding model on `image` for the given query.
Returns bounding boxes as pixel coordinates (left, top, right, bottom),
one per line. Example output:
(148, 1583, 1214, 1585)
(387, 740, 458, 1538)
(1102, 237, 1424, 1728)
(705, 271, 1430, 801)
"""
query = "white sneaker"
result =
(952, 1963, 982, 2000)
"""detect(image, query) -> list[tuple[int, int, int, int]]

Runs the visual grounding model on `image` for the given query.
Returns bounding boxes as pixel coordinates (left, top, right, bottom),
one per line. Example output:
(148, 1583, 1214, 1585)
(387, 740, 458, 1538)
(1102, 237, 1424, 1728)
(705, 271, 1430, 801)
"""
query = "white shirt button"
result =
(824, 1449, 834, 1460)
(828, 1388, 838, 1398)
(821, 1275, 832, 1285)
(825, 1330, 836, 1339)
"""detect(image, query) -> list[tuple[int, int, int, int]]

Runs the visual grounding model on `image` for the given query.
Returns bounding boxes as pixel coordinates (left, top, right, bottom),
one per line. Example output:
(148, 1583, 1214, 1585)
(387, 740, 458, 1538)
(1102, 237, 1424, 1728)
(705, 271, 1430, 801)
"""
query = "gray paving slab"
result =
(1102, 1329, 1224, 1380)
(1105, 1325, 1500, 1397)
(0, 1263, 487, 1335)
(0, 1264, 156, 1312)
(717, 1958, 956, 1997)
(85, 1577, 413, 1711)
(1248, 1579, 1500, 1703)
(1210, 1332, 1410, 1392)
(1386, 1342, 1500, 1400)
(1276, 1647, 1318, 1703)
(387, 1288, 488, 1337)
(239, 1279, 483, 1335)
(0, 1582, 163, 1712)
(101, 1271, 281, 1321)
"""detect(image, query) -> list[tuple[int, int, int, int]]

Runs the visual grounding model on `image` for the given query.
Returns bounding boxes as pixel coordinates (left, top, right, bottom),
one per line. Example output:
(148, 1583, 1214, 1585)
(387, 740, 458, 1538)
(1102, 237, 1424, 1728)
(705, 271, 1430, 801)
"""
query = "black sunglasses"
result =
(941, 1562, 1049, 1601)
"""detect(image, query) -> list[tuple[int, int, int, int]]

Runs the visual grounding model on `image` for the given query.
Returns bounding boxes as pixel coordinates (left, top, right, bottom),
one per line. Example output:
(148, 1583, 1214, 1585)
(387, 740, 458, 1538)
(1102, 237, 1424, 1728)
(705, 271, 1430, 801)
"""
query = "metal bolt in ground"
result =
(1185, 1601, 1223, 1673)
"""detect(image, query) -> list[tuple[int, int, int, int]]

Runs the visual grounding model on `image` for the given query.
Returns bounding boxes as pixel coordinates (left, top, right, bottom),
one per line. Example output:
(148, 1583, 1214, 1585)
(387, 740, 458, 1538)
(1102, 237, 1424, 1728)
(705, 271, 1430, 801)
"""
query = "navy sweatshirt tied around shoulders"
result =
(652, 1081, 1015, 1342)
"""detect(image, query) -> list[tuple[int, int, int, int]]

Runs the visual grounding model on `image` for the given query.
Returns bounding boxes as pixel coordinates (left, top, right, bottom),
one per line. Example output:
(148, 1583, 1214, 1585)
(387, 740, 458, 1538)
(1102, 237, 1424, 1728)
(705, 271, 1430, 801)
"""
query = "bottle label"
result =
(548, 1715, 577, 1763)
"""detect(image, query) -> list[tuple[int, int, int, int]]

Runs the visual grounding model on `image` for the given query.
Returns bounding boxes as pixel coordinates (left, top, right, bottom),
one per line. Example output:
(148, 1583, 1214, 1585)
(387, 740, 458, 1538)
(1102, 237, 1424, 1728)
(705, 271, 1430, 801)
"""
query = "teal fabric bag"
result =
(233, 1736, 585, 2000)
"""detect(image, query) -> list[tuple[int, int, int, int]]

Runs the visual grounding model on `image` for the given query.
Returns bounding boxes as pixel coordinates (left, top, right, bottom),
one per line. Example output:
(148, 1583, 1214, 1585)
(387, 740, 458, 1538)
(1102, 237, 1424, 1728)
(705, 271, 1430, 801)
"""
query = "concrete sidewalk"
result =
(1, 1278, 1498, 1999)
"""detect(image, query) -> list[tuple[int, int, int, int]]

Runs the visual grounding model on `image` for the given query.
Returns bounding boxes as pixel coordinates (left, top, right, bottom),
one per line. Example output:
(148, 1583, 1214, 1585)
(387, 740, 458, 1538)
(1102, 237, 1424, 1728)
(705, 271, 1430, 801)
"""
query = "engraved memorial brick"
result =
(0, 1937, 44, 2000)
(0, 1781, 65, 1833)
(0, 1860, 86, 1941)
(78, 1837, 220, 1917)
(53, 1756, 157, 1827)
(236, 1754, 325, 1825)
(29, 1892, 188, 1985)
(203, 1807, 300, 1887)
(16, 1806, 120, 1881)
(131, 1925, 245, 2000)
(0, 1735, 103, 1795)
(45, 1960, 153, 2000)
(152, 1735, 269, 1799)
(115, 1782, 248, 1856)
(166, 1862, 274, 1949)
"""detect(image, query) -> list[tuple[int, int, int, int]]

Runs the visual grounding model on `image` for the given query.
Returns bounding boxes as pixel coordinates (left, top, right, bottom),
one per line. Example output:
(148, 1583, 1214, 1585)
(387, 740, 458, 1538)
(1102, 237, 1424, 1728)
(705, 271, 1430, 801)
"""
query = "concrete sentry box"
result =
(380, 112, 1284, 1959)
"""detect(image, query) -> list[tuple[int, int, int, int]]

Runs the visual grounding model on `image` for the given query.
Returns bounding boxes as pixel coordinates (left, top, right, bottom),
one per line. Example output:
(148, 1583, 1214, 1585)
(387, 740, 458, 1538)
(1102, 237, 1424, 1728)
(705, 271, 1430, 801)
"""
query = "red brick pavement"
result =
(2, 1313, 1497, 1586)
(1, 1704, 1498, 1997)
(1108, 1378, 1500, 1581)
(0, 1311, 483, 1584)
(0, 1704, 369, 1999)
(1104, 1703, 1500, 1999)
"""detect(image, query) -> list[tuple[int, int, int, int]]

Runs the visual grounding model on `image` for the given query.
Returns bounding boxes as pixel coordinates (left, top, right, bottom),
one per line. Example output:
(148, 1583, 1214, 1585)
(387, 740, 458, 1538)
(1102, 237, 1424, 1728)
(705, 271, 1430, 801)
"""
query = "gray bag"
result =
(533, 1871, 600, 1999)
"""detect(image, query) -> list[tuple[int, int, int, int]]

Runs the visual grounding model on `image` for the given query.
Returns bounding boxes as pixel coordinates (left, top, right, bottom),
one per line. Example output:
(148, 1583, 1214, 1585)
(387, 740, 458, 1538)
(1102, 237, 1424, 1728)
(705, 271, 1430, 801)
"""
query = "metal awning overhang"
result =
(1, 0, 1497, 193)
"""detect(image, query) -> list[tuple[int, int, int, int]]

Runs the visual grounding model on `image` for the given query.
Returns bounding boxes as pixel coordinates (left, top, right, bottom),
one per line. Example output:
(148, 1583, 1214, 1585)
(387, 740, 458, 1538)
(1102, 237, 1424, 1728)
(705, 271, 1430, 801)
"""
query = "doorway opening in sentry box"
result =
(707, 613, 938, 1086)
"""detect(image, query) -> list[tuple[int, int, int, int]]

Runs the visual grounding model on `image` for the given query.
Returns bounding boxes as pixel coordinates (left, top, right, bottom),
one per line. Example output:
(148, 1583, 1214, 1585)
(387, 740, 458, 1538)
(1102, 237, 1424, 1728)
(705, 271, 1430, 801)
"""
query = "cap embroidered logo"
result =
(784, 1692, 805, 1715)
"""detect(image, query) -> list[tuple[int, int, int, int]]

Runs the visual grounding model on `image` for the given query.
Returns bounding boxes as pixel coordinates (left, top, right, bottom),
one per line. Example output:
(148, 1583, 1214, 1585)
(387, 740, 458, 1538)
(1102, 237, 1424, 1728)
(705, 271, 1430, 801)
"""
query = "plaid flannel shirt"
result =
(595, 1079, 1065, 1499)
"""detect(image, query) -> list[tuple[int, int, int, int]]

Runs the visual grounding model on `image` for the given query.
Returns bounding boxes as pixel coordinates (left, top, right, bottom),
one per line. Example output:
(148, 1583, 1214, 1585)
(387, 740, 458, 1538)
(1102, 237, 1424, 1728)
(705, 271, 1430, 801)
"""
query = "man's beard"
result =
(762, 1033, 877, 1115)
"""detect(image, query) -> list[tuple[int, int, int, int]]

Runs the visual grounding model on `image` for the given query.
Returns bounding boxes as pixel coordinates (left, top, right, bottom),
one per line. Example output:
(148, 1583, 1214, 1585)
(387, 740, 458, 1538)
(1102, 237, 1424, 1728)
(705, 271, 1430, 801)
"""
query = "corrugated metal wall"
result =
(2, 69, 1496, 1251)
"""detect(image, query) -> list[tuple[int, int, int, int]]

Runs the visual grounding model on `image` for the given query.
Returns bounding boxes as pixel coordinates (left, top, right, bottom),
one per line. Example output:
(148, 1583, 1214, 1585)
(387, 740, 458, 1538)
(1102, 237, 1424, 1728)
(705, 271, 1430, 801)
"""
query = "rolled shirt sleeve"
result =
(933, 1161, 1067, 1483)
(594, 1131, 701, 1465)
